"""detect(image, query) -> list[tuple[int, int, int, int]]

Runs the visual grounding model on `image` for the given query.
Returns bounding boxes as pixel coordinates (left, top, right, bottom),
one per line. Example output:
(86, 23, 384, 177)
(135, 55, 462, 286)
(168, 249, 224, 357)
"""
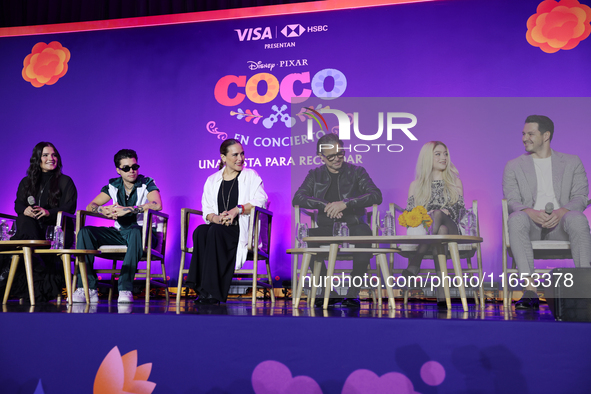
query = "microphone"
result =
(545, 202, 554, 215)
(541, 202, 554, 240)
(27, 196, 36, 206)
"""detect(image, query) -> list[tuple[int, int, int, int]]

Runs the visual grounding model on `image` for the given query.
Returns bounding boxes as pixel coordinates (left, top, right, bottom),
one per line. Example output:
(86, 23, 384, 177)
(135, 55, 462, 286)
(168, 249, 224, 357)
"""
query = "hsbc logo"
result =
(281, 24, 305, 37)
(281, 24, 328, 37)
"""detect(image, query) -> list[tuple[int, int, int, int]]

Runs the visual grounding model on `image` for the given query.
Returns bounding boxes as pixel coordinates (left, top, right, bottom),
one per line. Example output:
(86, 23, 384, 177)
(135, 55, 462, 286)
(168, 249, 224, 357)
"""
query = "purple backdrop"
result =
(1, 0, 590, 285)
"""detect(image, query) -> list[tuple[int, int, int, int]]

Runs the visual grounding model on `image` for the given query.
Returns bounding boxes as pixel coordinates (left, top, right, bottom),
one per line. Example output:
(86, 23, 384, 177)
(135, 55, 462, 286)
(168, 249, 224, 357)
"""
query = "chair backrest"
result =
(76, 209, 168, 255)
(0, 213, 17, 221)
(293, 204, 379, 243)
(366, 205, 379, 236)
(293, 205, 317, 248)
(0, 212, 75, 244)
(501, 199, 510, 249)
(390, 200, 480, 239)
(246, 206, 273, 256)
(143, 210, 168, 257)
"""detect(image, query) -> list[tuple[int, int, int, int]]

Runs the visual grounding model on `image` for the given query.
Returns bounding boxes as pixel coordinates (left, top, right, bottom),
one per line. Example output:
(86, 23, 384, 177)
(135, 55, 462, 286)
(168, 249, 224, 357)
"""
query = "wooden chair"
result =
(501, 198, 577, 308)
(1, 211, 75, 304)
(290, 204, 384, 305)
(390, 200, 484, 306)
(177, 206, 274, 305)
(74, 209, 169, 303)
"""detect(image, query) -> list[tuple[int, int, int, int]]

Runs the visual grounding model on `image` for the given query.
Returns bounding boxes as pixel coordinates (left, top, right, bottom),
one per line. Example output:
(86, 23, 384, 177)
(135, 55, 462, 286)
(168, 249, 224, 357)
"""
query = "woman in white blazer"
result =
(186, 139, 268, 304)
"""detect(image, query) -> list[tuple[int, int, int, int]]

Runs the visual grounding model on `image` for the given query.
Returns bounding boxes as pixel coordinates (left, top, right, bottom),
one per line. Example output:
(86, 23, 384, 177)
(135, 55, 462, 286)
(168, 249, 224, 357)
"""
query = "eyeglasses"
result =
(119, 164, 140, 172)
(321, 151, 345, 162)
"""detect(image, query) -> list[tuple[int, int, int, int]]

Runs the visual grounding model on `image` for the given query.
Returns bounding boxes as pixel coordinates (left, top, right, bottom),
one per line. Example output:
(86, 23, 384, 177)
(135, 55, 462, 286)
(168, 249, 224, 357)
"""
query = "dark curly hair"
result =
(23, 142, 63, 208)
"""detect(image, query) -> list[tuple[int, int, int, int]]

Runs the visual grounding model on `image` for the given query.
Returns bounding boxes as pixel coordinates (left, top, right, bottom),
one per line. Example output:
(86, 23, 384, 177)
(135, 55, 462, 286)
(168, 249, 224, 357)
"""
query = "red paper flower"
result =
(22, 41, 70, 87)
(526, 0, 591, 53)
(94, 346, 156, 394)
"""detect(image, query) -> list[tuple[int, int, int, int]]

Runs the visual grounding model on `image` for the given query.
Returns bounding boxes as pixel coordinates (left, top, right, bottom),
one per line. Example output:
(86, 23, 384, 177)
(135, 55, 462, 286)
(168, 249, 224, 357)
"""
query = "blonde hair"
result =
(413, 141, 460, 207)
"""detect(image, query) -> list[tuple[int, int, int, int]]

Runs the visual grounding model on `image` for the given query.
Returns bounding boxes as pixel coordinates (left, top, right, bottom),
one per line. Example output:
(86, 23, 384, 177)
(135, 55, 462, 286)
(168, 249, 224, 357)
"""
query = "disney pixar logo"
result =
(235, 24, 328, 41)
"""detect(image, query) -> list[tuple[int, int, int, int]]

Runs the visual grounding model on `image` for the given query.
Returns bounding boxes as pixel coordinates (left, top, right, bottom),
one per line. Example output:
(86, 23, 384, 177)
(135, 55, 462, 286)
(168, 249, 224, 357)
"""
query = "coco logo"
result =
(308, 109, 418, 142)
(235, 27, 273, 41)
(214, 68, 347, 106)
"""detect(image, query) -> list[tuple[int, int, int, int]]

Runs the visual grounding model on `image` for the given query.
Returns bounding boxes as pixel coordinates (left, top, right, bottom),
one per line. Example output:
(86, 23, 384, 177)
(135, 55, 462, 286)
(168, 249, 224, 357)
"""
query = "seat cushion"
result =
(399, 244, 473, 252)
(98, 245, 128, 253)
(531, 240, 571, 250)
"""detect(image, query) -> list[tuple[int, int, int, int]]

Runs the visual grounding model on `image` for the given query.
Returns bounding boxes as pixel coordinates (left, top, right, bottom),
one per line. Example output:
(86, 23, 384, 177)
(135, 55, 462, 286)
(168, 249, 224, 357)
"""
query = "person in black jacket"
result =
(0, 142, 77, 303)
(293, 133, 382, 307)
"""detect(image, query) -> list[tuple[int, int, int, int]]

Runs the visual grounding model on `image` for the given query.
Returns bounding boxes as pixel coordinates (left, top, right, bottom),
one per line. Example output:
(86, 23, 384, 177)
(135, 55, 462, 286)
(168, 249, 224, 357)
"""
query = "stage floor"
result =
(2, 295, 591, 393)
(2, 296, 560, 322)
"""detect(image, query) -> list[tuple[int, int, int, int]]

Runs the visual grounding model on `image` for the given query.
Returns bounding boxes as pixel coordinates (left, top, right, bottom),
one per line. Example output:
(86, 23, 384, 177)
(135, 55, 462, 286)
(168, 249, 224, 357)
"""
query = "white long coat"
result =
(201, 168, 268, 269)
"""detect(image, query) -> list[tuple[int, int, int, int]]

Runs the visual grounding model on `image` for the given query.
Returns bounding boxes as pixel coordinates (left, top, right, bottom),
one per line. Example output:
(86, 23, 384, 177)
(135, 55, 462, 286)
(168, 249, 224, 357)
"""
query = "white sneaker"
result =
(68, 304, 98, 313)
(118, 290, 134, 303)
(70, 288, 99, 303)
(117, 304, 133, 314)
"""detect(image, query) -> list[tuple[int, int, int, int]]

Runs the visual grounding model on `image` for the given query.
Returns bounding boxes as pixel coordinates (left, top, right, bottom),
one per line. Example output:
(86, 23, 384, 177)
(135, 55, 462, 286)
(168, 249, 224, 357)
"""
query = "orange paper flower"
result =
(399, 206, 432, 229)
(526, 0, 591, 53)
(22, 41, 70, 87)
(94, 346, 156, 394)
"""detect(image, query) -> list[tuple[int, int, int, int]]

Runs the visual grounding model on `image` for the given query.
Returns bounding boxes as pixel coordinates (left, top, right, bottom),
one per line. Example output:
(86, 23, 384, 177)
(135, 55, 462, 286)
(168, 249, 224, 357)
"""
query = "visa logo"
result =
(235, 27, 273, 41)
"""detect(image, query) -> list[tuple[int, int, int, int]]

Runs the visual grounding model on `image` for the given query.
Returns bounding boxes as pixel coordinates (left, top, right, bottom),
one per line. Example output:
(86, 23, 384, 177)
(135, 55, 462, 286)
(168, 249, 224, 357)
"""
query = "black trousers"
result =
(186, 223, 239, 302)
(308, 222, 372, 295)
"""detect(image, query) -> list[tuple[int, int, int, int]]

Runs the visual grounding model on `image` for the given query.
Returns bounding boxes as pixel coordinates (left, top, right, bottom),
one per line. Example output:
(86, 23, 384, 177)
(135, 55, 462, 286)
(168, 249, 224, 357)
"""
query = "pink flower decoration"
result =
(252, 360, 322, 394)
(342, 369, 419, 394)
(22, 41, 70, 87)
(94, 346, 156, 394)
(526, 0, 591, 53)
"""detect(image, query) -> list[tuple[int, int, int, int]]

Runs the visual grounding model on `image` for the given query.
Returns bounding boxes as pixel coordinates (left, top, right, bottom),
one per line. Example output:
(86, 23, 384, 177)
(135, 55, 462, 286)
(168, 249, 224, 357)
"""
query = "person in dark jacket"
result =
(0, 142, 77, 303)
(293, 133, 382, 307)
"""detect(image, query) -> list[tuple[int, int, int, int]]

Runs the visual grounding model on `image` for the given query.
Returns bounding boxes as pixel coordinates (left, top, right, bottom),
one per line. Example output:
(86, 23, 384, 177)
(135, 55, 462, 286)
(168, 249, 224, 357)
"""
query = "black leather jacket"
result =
(292, 162, 382, 226)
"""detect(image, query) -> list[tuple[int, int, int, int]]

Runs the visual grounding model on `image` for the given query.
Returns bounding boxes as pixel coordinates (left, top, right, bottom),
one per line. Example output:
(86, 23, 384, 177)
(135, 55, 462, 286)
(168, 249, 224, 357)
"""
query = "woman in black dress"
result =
(0, 142, 77, 302)
(186, 139, 268, 305)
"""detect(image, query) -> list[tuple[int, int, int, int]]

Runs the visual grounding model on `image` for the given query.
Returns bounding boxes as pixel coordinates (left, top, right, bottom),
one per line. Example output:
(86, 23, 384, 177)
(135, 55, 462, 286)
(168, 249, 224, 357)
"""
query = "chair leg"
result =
(161, 259, 169, 302)
(145, 257, 152, 304)
(310, 260, 322, 306)
(323, 243, 339, 309)
(3, 255, 20, 305)
(108, 260, 116, 302)
(378, 254, 395, 309)
(177, 252, 186, 304)
(371, 262, 380, 308)
(265, 259, 275, 303)
(502, 248, 509, 309)
(291, 253, 298, 303)
(251, 258, 258, 306)
(62, 254, 73, 305)
(79, 261, 90, 304)
(449, 243, 468, 312)
(466, 257, 479, 306)
(22, 247, 36, 305)
(436, 244, 451, 309)
(294, 253, 312, 307)
(71, 258, 78, 295)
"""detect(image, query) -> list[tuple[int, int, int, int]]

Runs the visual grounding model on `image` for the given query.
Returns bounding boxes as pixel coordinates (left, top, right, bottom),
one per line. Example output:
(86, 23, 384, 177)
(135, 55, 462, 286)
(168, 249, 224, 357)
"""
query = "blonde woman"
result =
(404, 141, 465, 276)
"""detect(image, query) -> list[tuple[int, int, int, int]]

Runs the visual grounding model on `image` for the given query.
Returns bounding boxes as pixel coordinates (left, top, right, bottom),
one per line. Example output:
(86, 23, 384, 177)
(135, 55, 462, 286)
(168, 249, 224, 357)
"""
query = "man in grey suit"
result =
(503, 115, 591, 309)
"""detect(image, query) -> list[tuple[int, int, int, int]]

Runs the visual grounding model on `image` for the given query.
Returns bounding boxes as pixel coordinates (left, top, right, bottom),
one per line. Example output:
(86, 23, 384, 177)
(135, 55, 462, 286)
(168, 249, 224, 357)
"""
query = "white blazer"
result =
(201, 168, 268, 269)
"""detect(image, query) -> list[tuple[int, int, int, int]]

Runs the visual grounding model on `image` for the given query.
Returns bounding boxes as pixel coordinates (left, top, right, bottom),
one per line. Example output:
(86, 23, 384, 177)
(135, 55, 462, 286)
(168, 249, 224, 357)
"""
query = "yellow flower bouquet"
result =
(398, 206, 432, 230)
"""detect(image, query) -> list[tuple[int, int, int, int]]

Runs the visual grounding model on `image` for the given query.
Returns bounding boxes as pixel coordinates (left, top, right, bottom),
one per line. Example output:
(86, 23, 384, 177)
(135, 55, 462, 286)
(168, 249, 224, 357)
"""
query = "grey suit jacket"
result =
(502, 150, 589, 214)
